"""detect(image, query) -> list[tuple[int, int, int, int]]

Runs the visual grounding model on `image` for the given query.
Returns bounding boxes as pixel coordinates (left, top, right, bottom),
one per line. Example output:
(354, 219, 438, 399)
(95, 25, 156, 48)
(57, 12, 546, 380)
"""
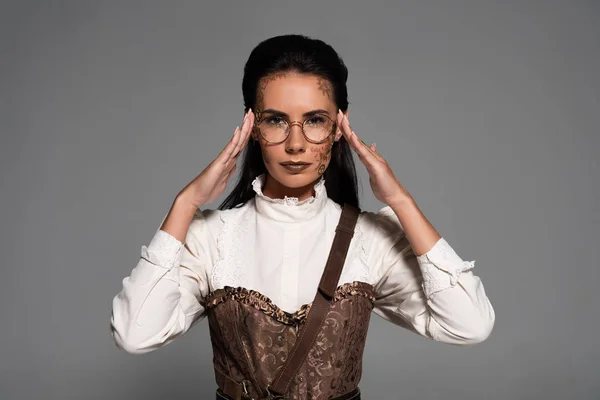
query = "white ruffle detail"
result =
(339, 213, 371, 284)
(211, 209, 251, 290)
(417, 237, 475, 299)
(211, 213, 228, 290)
(251, 173, 326, 206)
(421, 260, 476, 298)
(449, 260, 476, 285)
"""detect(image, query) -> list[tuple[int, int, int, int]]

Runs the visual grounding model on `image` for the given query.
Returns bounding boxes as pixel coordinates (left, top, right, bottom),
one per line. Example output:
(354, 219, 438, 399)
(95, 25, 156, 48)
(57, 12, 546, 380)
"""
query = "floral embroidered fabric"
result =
(205, 281, 376, 400)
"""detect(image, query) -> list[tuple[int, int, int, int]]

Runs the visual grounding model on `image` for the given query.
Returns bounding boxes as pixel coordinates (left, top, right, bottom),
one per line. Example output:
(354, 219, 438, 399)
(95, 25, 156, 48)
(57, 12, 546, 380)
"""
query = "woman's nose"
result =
(285, 123, 306, 153)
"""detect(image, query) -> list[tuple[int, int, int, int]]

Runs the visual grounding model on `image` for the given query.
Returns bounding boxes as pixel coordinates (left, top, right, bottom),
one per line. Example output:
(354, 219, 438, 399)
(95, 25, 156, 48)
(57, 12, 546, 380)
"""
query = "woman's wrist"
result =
(159, 195, 199, 243)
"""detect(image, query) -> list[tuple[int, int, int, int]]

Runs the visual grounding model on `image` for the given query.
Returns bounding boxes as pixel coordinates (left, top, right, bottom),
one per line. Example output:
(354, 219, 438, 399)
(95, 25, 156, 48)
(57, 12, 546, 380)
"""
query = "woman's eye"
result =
(306, 116, 326, 124)
(266, 117, 284, 124)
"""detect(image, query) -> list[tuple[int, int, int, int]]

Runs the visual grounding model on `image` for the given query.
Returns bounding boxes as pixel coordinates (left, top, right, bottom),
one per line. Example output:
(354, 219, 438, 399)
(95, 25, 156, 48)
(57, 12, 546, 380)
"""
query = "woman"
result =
(111, 34, 495, 400)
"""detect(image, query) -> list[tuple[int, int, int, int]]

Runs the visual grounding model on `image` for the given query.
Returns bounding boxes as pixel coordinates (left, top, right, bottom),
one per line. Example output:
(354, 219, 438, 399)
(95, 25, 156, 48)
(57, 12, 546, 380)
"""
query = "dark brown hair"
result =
(219, 34, 359, 210)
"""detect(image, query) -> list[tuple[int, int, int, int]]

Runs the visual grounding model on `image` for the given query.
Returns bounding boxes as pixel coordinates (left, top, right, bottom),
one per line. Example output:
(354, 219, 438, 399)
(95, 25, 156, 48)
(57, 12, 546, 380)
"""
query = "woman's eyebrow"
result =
(261, 109, 330, 117)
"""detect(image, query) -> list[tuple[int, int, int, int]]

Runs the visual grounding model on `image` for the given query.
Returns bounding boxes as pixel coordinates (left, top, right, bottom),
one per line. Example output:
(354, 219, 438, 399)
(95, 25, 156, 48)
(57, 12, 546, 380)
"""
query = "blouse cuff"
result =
(416, 237, 476, 299)
(140, 229, 185, 269)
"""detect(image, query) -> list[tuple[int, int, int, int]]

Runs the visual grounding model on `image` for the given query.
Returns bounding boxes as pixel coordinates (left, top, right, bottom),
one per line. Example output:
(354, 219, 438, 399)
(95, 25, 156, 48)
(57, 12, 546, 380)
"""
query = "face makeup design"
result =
(254, 72, 290, 124)
(310, 137, 334, 177)
(317, 77, 333, 100)
(251, 72, 341, 200)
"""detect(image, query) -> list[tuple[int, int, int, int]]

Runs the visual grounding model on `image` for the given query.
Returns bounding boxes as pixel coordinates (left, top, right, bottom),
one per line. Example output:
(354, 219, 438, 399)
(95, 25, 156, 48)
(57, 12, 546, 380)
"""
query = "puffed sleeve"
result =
(110, 209, 214, 354)
(366, 206, 495, 345)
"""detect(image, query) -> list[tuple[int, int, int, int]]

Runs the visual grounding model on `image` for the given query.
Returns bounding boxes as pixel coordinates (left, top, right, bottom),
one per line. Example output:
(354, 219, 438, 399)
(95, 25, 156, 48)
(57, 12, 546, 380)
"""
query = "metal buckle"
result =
(241, 380, 255, 400)
(261, 385, 291, 400)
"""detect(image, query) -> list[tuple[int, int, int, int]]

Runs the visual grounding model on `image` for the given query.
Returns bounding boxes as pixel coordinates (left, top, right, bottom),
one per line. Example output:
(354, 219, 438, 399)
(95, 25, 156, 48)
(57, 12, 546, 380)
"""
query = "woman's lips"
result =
(280, 163, 311, 172)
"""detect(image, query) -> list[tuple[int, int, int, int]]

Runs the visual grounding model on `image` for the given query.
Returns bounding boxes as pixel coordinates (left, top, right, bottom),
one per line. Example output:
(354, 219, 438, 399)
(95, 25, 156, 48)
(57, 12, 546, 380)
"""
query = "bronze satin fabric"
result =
(203, 281, 375, 400)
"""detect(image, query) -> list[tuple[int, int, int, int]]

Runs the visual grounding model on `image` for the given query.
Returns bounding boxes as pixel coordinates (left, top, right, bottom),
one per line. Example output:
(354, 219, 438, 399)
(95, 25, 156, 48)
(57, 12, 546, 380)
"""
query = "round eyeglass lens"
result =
(258, 115, 335, 143)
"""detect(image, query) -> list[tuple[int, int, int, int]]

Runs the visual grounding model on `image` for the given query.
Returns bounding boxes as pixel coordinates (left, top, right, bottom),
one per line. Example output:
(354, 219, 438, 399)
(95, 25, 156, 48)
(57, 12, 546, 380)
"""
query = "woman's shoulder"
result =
(323, 201, 406, 251)
(355, 205, 406, 252)
(188, 199, 255, 238)
(350, 206, 408, 273)
(323, 201, 404, 236)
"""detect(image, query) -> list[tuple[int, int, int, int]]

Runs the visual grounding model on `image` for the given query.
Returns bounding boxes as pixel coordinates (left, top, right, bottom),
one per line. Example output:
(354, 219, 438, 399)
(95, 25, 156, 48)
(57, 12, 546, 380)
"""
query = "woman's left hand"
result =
(337, 110, 414, 208)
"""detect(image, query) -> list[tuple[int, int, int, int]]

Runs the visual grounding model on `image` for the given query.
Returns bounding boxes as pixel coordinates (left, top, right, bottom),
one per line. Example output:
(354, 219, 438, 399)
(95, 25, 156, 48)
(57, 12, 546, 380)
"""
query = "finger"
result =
(338, 120, 369, 167)
(225, 162, 237, 180)
(364, 139, 385, 161)
(224, 156, 236, 175)
(337, 111, 382, 160)
(337, 111, 362, 151)
(359, 136, 385, 162)
(232, 111, 252, 157)
(351, 129, 377, 158)
(219, 125, 242, 163)
(238, 109, 254, 152)
(338, 112, 376, 165)
(238, 109, 255, 153)
(230, 108, 255, 159)
(337, 111, 355, 148)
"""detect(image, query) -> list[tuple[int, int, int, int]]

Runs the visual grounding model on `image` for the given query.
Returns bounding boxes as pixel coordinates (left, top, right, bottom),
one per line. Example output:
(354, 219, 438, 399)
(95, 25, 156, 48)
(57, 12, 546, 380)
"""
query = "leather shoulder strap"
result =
(267, 203, 360, 397)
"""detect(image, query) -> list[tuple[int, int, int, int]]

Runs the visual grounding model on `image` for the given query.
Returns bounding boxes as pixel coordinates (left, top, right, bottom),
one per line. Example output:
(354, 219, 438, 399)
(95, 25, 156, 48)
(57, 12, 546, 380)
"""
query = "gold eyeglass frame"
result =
(254, 113, 338, 145)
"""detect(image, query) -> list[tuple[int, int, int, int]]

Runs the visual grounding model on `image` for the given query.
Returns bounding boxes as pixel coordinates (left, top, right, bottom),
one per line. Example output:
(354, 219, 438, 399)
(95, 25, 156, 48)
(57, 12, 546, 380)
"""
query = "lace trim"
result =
(251, 173, 326, 206)
(339, 212, 371, 284)
(141, 229, 184, 269)
(418, 238, 476, 299)
(421, 260, 476, 299)
(203, 281, 375, 326)
(211, 209, 251, 289)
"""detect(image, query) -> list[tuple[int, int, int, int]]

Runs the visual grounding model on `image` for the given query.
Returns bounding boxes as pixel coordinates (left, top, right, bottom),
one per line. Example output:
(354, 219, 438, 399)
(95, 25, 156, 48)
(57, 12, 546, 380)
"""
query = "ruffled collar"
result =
(251, 173, 328, 223)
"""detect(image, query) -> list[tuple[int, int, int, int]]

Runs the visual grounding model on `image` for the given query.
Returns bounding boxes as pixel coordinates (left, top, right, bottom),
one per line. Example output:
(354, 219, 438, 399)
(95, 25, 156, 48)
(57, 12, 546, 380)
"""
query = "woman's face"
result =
(252, 72, 346, 195)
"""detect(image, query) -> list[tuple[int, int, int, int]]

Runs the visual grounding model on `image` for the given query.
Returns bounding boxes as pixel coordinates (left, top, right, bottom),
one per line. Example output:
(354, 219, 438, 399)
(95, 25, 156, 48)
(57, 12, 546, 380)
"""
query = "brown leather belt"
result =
(214, 368, 361, 400)
(216, 386, 361, 400)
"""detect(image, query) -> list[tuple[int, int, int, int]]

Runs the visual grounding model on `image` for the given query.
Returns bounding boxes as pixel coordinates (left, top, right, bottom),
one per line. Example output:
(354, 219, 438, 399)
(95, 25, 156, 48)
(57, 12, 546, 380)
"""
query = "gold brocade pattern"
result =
(204, 281, 375, 326)
(203, 281, 375, 400)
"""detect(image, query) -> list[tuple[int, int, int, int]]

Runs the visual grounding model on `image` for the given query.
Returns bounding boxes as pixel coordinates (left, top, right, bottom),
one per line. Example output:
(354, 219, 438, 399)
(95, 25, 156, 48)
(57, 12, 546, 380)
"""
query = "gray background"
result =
(1, 0, 598, 399)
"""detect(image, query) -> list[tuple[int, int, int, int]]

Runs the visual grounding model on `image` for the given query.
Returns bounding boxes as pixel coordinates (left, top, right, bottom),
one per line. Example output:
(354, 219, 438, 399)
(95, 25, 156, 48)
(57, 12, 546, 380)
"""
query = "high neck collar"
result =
(251, 173, 328, 223)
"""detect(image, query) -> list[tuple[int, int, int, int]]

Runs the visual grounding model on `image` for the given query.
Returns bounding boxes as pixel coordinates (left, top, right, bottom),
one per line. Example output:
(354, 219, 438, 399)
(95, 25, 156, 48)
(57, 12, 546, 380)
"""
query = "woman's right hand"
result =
(178, 109, 255, 208)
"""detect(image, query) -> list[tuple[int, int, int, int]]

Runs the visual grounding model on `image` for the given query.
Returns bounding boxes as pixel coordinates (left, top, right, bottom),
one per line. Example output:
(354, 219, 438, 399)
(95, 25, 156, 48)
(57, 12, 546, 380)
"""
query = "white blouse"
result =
(111, 173, 495, 354)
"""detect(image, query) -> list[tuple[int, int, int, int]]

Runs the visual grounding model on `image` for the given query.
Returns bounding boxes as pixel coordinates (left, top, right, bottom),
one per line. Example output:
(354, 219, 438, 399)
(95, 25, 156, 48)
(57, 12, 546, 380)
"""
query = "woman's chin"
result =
(271, 169, 319, 188)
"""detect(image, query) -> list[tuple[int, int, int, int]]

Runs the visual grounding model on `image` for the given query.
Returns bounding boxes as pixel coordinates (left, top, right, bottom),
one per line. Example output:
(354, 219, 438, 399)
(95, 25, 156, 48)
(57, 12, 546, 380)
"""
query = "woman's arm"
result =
(369, 206, 495, 345)
(110, 200, 211, 354)
(111, 109, 252, 354)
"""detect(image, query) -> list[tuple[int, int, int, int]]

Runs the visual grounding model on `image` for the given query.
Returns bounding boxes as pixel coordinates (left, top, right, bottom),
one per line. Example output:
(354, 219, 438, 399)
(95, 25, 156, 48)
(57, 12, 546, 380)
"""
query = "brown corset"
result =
(203, 281, 375, 400)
